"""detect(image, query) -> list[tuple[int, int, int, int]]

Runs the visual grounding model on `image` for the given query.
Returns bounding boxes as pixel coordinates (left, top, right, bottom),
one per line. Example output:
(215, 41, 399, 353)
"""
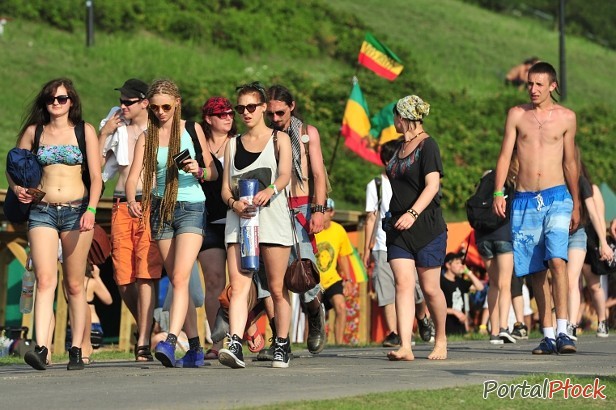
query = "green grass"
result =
(1, 1, 615, 211)
(242, 374, 615, 409)
(330, 0, 616, 110)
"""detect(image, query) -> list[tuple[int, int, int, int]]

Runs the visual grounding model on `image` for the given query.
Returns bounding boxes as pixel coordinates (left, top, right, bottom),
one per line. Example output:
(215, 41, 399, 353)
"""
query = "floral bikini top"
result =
(37, 144, 83, 166)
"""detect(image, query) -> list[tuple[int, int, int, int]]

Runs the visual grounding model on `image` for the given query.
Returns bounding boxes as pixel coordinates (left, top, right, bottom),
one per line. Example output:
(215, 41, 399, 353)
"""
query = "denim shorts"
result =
(568, 227, 587, 250)
(150, 197, 205, 240)
(387, 231, 447, 268)
(28, 198, 88, 232)
(476, 240, 513, 259)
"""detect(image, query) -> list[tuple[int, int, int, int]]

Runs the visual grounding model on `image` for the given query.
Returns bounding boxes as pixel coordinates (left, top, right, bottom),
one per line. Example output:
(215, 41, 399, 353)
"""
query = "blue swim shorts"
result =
(511, 185, 572, 277)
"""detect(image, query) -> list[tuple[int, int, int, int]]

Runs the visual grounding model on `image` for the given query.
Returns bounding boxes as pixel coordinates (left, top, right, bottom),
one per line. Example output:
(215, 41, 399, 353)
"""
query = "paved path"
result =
(1, 336, 614, 409)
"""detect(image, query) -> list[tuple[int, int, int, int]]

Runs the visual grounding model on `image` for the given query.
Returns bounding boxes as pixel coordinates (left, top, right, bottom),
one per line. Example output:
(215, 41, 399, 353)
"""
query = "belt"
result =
(39, 198, 87, 207)
(114, 195, 143, 203)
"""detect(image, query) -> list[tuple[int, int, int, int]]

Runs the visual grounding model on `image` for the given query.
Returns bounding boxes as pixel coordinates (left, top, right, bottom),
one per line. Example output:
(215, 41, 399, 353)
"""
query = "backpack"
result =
(185, 121, 227, 221)
(465, 170, 508, 232)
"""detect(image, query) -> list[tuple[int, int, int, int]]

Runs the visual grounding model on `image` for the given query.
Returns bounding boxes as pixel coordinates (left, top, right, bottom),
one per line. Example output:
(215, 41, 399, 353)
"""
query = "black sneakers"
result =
(24, 345, 48, 370)
(67, 346, 85, 370)
(257, 336, 293, 361)
(511, 322, 529, 340)
(498, 328, 516, 344)
(417, 315, 435, 343)
(219, 334, 245, 369)
(307, 303, 326, 354)
(382, 332, 401, 347)
(272, 337, 290, 368)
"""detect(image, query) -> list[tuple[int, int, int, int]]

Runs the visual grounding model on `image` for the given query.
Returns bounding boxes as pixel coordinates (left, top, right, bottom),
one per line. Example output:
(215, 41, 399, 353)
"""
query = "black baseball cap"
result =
(444, 252, 464, 265)
(114, 78, 148, 99)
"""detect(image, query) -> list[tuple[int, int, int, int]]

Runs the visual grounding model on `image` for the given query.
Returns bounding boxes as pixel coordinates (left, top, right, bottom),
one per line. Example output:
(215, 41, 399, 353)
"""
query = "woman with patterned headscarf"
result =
(384, 95, 449, 361)
(125, 79, 218, 367)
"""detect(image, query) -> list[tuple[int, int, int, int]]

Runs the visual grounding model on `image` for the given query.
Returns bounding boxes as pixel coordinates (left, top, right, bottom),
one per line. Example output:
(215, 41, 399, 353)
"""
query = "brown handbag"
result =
(284, 202, 320, 294)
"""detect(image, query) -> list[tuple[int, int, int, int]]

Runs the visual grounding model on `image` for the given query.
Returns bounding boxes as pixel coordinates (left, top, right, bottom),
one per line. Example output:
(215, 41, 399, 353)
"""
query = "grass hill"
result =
(0, 0, 614, 216)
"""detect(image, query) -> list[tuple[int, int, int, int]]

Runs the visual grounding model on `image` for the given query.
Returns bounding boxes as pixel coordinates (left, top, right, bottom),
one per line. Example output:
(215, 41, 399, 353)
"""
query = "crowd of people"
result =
(7, 60, 614, 371)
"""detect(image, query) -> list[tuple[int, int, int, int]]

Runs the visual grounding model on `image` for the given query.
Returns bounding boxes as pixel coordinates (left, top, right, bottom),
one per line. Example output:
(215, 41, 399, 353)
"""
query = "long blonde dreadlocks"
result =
(140, 79, 182, 232)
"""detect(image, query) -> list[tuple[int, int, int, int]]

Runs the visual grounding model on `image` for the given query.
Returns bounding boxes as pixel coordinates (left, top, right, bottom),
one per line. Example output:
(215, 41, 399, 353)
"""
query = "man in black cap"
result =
(98, 79, 164, 361)
(440, 252, 485, 335)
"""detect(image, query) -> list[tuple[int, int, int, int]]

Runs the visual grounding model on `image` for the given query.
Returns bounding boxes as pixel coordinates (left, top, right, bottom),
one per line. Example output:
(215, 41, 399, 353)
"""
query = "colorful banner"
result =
(345, 247, 368, 284)
(358, 33, 404, 81)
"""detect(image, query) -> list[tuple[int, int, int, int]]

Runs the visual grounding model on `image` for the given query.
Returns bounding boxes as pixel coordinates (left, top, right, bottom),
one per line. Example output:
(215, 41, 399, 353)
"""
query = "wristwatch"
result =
(311, 204, 326, 213)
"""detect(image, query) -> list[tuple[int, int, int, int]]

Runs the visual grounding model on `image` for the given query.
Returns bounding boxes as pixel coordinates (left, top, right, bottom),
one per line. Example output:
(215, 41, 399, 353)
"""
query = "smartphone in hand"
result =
(172, 149, 191, 168)
(26, 188, 46, 204)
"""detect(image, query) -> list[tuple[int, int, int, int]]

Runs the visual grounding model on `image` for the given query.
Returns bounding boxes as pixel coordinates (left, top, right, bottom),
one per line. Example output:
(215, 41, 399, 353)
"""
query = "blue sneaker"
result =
(556, 332, 577, 354)
(175, 349, 205, 368)
(154, 341, 176, 367)
(531, 337, 557, 355)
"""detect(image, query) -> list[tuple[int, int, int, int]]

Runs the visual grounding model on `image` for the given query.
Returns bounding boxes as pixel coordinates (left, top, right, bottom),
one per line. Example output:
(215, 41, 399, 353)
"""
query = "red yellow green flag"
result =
(341, 79, 382, 166)
(369, 102, 400, 145)
(358, 33, 404, 81)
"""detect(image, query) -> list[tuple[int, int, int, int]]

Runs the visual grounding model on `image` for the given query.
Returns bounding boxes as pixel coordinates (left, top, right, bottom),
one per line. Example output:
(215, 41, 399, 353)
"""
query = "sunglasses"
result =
(45, 95, 71, 105)
(234, 103, 261, 114)
(120, 98, 143, 107)
(211, 111, 234, 120)
(266, 110, 287, 118)
(149, 104, 174, 112)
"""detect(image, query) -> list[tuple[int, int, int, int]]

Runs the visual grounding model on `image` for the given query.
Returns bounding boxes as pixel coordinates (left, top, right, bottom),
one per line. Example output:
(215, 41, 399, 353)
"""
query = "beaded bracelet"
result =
(86, 206, 97, 215)
(311, 204, 326, 213)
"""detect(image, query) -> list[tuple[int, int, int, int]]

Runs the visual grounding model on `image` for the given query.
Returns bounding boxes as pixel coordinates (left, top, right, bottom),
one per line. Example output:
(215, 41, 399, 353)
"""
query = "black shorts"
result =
(200, 223, 225, 252)
(323, 280, 344, 311)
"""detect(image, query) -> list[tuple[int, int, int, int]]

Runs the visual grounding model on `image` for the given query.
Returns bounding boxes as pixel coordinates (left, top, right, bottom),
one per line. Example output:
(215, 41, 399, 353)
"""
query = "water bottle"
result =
(19, 259, 35, 314)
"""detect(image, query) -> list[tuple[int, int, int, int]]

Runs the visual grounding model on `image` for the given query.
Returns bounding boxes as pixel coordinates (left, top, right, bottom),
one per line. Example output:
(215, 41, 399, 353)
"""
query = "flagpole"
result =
(329, 76, 359, 176)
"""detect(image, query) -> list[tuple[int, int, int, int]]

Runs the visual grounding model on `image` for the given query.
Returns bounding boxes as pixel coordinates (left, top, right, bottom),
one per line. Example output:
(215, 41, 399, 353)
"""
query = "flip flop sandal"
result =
(135, 345, 154, 362)
(204, 348, 219, 360)
(245, 331, 265, 353)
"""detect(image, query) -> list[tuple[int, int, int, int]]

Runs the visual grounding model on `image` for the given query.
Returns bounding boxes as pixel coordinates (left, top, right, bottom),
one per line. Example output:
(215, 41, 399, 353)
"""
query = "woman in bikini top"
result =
(9, 78, 102, 371)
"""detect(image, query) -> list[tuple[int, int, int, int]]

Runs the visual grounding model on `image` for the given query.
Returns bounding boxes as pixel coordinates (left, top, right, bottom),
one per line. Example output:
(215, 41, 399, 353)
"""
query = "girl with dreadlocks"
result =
(125, 79, 218, 367)
(218, 82, 294, 369)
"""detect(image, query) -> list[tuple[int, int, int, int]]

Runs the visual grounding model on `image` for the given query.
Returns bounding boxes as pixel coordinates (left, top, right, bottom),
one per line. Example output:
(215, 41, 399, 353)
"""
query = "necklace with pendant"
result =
(403, 131, 425, 149)
(531, 108, 553, 129)
(208, 138, 227, 156)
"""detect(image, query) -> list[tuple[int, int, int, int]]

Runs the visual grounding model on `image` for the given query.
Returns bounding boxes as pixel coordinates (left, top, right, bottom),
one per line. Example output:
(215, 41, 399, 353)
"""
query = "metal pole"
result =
(559, 0, 566, 101)
(86, 0, 94, 47)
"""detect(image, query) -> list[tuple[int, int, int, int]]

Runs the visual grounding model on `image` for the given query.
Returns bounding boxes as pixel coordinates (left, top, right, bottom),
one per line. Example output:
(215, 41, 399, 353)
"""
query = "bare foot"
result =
(427, 343, 447, 360)
(387, 348, 415, 361)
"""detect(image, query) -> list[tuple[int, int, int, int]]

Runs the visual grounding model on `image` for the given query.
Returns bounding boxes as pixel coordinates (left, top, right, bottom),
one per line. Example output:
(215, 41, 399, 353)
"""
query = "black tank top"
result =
(234, 136, 261, 170)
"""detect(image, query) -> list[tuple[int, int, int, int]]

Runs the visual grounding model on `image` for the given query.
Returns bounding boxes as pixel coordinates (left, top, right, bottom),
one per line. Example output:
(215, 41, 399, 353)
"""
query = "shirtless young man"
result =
(98, 79, 163, 360)
(493, 62, 580, 355)
(267, 85, 328, 355)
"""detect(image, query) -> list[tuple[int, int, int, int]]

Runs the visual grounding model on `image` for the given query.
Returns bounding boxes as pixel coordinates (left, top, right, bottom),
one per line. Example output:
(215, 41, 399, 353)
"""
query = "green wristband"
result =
(87, 206, 97, 215)
(493, 191, 504, 197)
